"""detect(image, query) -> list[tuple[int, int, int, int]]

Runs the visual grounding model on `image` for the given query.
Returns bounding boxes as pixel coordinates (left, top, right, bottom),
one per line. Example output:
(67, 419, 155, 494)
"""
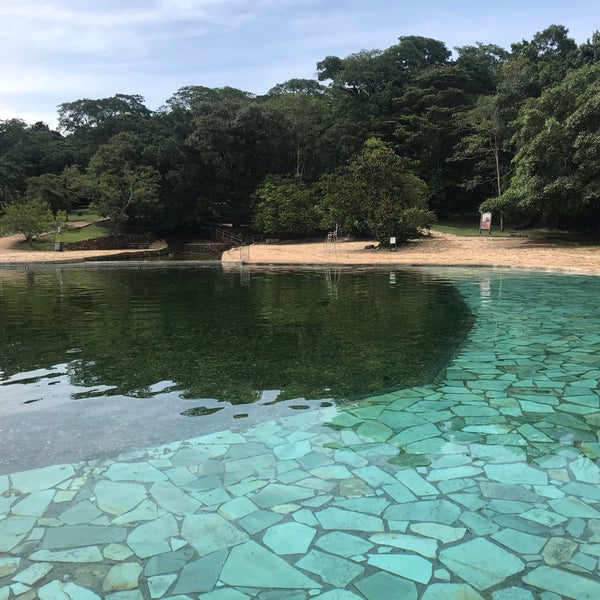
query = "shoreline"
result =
(2, 230, 600, 275)
(221, 231, 600, 276)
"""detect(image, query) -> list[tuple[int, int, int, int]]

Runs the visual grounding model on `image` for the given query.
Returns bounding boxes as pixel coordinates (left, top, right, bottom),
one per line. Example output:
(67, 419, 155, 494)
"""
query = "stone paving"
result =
(1, 270, 600, 599)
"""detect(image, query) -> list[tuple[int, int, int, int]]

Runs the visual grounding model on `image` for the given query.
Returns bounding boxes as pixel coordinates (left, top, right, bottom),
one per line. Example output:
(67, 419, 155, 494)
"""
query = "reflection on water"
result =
(0, 266, 472, 471)
(0, 267, 471, 404)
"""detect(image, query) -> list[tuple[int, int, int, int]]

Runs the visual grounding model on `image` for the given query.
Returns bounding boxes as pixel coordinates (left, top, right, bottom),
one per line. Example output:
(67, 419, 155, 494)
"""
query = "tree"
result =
(499, 62, 600, 226)
(253, 175, 321, 238)
(452, 94, 513, 225)
(0, 198, 54, 245)
(319, 138, 433, 244)
(88, 132, 160, 229)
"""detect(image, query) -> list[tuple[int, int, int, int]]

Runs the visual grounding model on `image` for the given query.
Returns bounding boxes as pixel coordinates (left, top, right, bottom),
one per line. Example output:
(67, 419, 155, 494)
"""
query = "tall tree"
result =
(88, 132, 160, 229)
(319, 138, 433, 244)
(499, 62, 600, 226)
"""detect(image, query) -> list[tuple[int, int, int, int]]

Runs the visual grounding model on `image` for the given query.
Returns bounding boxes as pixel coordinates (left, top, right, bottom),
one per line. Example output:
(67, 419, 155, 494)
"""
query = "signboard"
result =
(479, 212, 492, 234)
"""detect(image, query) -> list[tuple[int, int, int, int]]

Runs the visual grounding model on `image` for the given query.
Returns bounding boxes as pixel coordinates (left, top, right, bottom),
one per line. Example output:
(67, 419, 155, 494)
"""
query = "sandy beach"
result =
(2, 226, 600, 274)
(222, 230, 600, 275)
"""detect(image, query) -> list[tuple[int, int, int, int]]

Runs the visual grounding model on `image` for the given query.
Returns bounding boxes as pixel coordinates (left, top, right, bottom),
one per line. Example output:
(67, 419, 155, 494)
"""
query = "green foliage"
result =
(2, 23, 600, 234)
(0, 198, 54, 245)
(253, 175, 321, 238)
(319, 138, 434, 243)
(502, 62, 600, 226)
(88, 132, 160, 229)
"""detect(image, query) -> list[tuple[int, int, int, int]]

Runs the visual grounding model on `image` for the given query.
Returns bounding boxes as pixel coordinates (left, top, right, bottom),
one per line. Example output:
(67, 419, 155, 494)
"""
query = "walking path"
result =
(0, 221, 158, 265)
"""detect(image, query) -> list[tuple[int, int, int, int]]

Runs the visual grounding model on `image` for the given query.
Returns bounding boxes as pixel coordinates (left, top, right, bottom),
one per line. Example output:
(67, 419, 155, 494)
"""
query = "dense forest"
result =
(1, 24, 600, 243)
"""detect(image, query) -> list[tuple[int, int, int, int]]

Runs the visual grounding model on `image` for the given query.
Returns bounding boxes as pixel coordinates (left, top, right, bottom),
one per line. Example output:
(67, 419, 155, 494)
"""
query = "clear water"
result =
(1, 266, 599, 599)
(0, 266, 471, 472)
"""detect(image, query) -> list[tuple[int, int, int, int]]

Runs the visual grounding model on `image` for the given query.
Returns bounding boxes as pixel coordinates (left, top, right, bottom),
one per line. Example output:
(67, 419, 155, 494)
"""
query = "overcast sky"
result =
(1, 0, 599, 128)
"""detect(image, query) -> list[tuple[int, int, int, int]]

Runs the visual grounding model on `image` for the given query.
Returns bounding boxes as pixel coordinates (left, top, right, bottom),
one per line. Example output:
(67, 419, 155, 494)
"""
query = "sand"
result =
(221, 231, 600, 275)
(2, 226, 600, 274)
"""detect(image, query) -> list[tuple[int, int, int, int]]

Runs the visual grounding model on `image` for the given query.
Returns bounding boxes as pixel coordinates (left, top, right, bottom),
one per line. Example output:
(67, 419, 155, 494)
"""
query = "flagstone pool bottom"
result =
(2, 271, 600, 600)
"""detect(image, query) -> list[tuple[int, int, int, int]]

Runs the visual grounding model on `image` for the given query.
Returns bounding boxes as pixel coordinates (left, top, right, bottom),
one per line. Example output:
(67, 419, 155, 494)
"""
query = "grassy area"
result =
(32, 221, 112, 251)
(66, 208, 103, 222)
(432, 216, 538, 238)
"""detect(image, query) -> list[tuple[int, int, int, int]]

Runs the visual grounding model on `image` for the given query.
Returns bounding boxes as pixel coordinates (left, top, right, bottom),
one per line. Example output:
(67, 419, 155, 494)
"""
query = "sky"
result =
(1, 0, 599, 128)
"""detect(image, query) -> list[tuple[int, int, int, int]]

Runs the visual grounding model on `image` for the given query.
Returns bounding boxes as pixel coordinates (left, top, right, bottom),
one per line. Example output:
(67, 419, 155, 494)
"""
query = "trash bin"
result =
(54, 241, 63, 251)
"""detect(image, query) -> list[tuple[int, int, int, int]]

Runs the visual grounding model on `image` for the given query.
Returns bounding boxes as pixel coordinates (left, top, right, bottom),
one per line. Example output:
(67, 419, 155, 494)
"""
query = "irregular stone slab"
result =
(11, 489, 54, 517)
(542, 537, 577, 565)
(569, 457, 600, 483)
(172, 550, 228, 594)
(113, 499, 160, 525)
(0, 517, 36, 552)
(150, 481, 201, 515)
(549, 496, 600, 518)
(369, 533, 437, 557)
(263, 522, 316, 555)
(143, 548, 195, 576)
(310, 465, 353, 480)
(238, 510, 283, 535)
(492, 528, 546, 555)
(440, 538, 524, 591)
(41, 525, 127, 549)
(394, 470, 438, 496)
(334, 498, 389, 515)
(103, 562, 143, 592)
(422, 583, 484, 600)
(492, 587, 534, 600)
(95, 480, 148, 515)
(410, 522, 466, 544)
(10, 464, 74, 494)
(104, 544, 133, 561)
(296, 549, 364, 587)
(523, 565, 600, 598)
(427, 466, 482, 481)
(520, 508, 567, 528)
(316, 532, 374, 557)
(147, 573, 177, 598)
(353, 466, 398, 487)
(252, 484, 314, 508)
(181, 513, 248, 556)
(128, 514, 179, 558)
(12, 561, 53, 585)
(479, 482, 541, 503)
(355, 571, 417, 600)
(220, 540, 319, 588)
(484, 463, 547, 485)
(384, 500, 460, 525)
(218, 497, 258, 520)
(391, 423, 440, 447)
(0, 557, 20, 578)
(316, 507, 384, 532)
(367, 553, 432, 584)
(273, 440, 311, 460)
(38, 580, 100, 599)
(356, 420, 393, 443)
(59, 500, 103, 525)
(104, 462, 167, 482)
(30, 546, 104, 563)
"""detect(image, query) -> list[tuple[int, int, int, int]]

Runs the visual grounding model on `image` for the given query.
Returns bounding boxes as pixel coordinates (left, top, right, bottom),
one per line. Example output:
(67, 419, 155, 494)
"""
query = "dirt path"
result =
(222, 231, 600, 275)
(0, 220, 158, 265)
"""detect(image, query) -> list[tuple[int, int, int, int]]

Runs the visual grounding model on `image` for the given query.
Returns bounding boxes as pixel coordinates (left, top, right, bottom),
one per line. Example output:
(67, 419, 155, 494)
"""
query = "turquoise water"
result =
(1, 267, 599, 599)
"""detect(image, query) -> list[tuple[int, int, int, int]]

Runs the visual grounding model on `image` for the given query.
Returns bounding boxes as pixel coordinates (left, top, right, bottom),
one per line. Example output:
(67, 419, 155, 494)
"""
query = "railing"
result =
(210, 226, 264, 246)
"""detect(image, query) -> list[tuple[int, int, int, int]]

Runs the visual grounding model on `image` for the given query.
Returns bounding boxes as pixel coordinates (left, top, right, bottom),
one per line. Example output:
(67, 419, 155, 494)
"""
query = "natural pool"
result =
(1, 266, 599, 599)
